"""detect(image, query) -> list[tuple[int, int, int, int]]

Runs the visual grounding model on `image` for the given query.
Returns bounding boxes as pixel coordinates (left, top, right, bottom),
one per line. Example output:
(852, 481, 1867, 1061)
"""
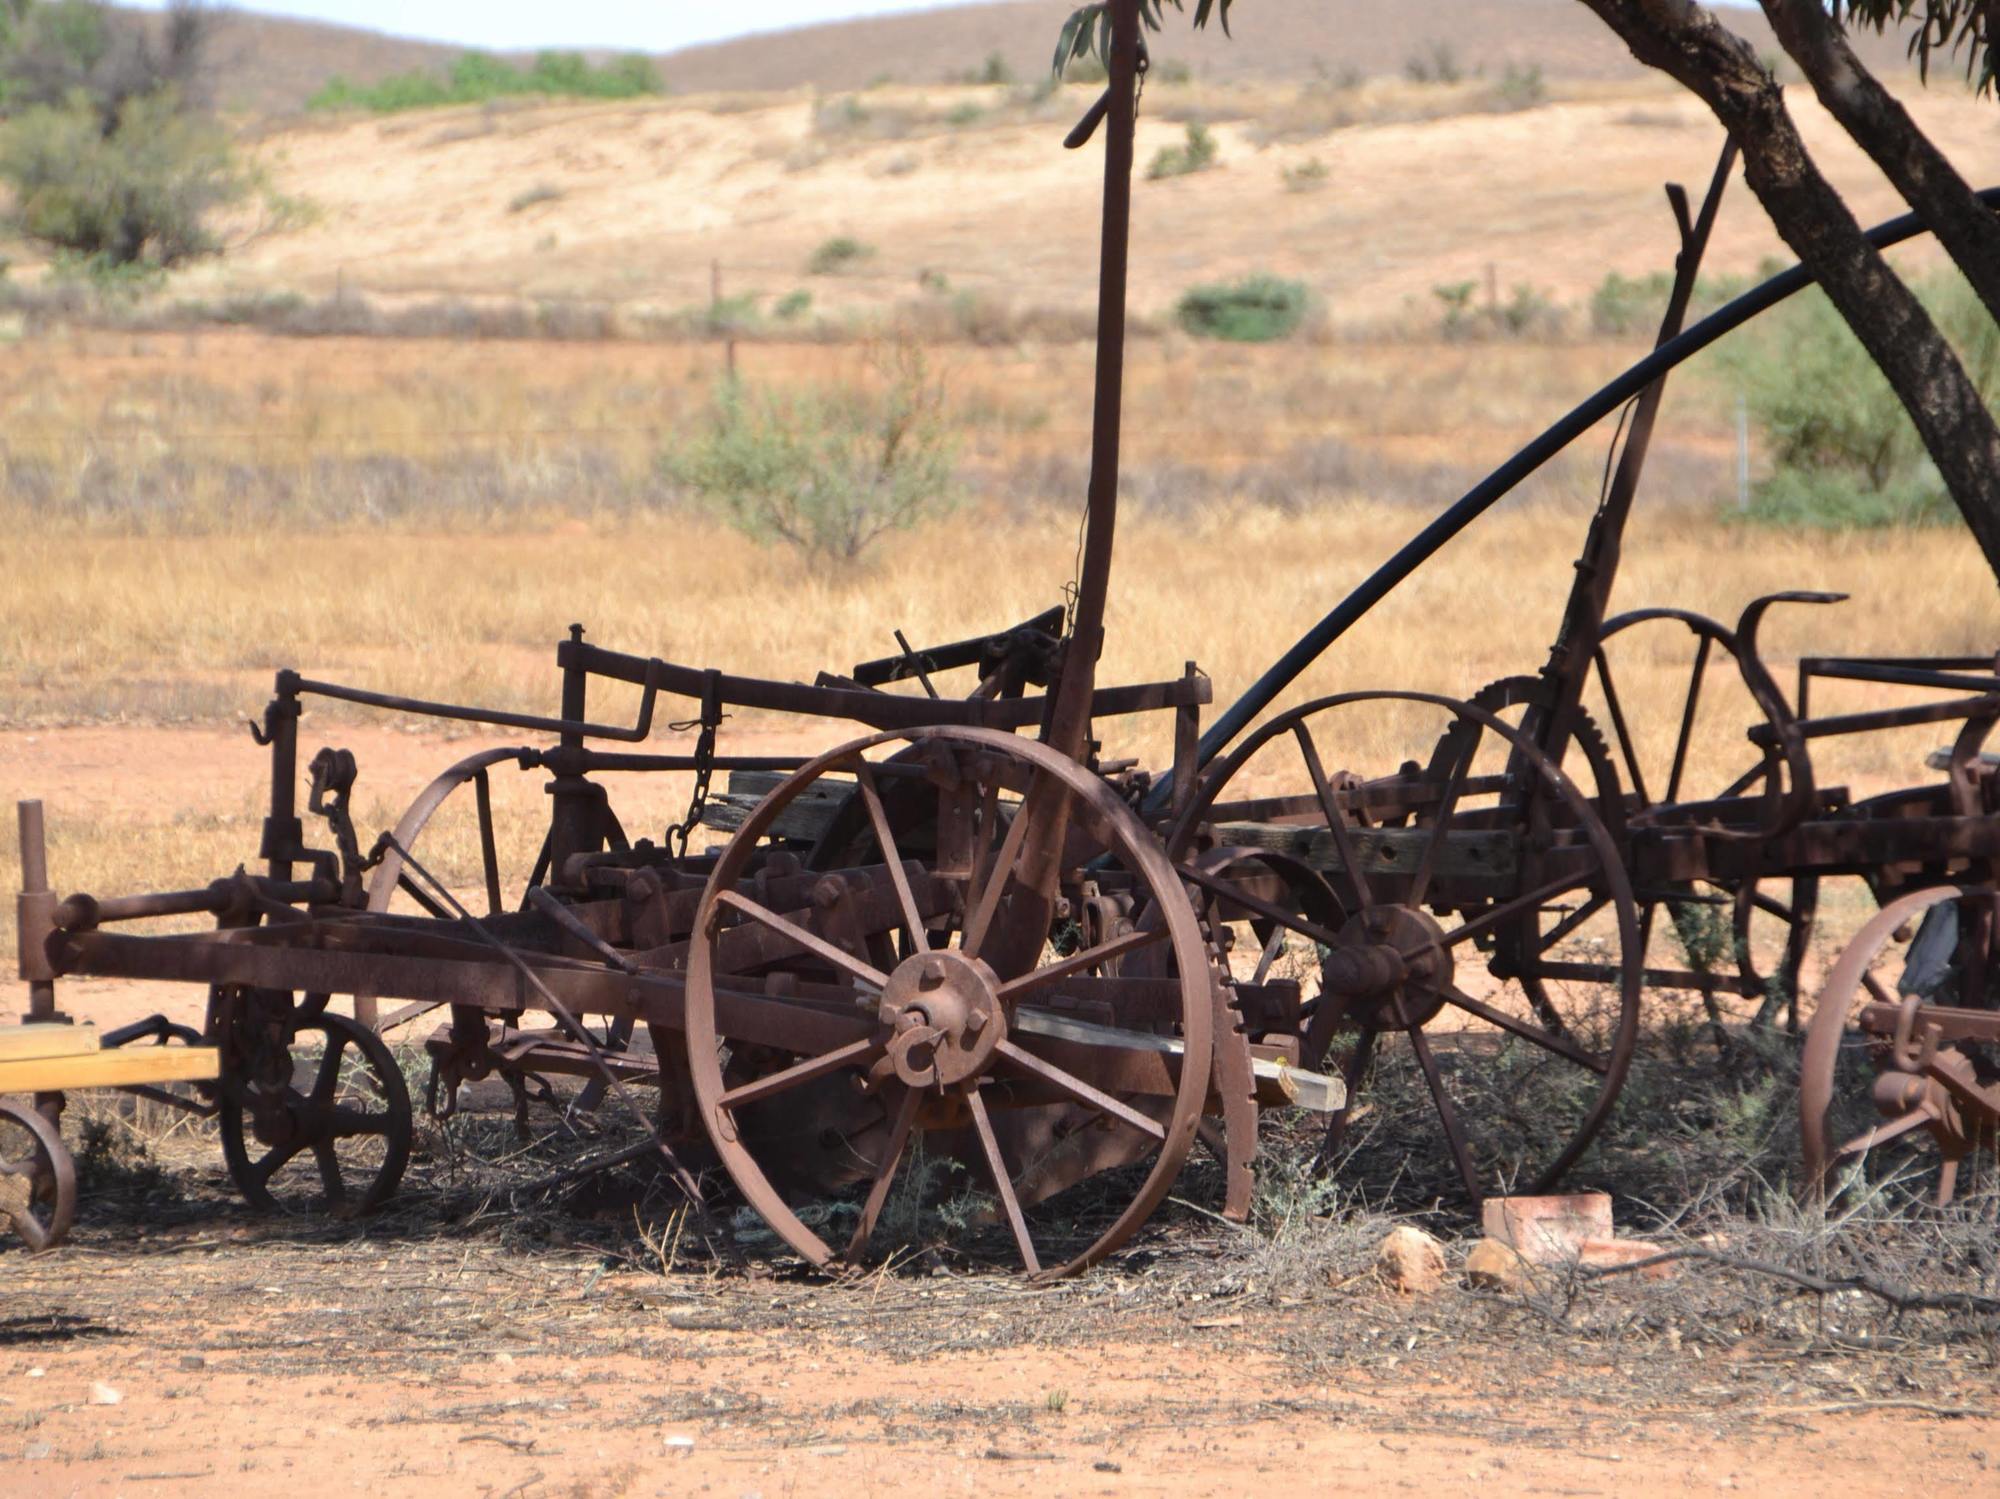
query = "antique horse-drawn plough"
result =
(8, 1, 1997, 1266)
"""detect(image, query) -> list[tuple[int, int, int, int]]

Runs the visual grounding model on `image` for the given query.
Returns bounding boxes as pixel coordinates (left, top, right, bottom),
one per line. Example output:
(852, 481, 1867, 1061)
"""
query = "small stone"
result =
(806, 1444, 846, 1457)
(1463, 1237, 1538, 1294)
(88, 1382, 121, 1406)
(1375, 1225, 1449, 1296)
(664, 1434, 695, 1457)
(25, 1368, 44, 1379)
(25, 1441, 52, 1461)
(1094, 1460, 1123, 1474)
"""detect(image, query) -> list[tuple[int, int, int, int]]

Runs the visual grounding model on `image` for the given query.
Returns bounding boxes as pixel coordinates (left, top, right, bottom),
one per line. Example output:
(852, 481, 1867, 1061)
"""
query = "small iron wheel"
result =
(219, 1000, 413, 1216)
(1800, 885, 1999, 1206)
(1170, 689, 1641, 1205)
(686, 725, 1213, 1280)
(0, 1100, 76, 1252)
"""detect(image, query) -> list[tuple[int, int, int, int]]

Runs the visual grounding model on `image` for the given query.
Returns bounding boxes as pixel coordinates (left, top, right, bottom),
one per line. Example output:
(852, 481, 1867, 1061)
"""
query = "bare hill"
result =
(184, 72, 1999, 327)
(128, 3, 1921, 119)
(656, 0, 1914, 93)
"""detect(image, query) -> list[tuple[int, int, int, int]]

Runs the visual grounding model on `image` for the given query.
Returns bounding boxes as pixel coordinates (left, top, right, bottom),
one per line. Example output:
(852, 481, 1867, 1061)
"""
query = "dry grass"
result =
(0, 327, 1991, 960)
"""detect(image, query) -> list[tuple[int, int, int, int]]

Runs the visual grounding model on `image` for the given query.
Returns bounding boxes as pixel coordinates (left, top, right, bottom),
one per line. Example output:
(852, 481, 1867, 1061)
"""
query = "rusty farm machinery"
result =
(8, 2, 1998, 1267)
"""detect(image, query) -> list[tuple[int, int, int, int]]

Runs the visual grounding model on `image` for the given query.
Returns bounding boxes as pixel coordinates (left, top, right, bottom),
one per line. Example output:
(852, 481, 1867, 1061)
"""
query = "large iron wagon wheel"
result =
(1590, 610, 1820, 1029)
(1170, 690, 1641, 1205)
(217, 992, 413, 1216)
(0, 1100, 76, 1251)
(1800, 884, 2000, 1207)
(686, 725, 1213, 1280)
(1473, 669, 1816, 1044)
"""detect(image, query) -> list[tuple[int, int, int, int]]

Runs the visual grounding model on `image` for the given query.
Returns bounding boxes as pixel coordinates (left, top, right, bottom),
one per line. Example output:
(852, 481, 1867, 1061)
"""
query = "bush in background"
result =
(1176, 273, 1310, 342)
(667, 345, 959, 563)
(0, 88, 245, 265)
(807, 235, 875, 275)
(309, 50, 662, 113)
(0, 2, 244, 268)
(1717, 271, 2000, 528)
(1146, 120, 1218, 180)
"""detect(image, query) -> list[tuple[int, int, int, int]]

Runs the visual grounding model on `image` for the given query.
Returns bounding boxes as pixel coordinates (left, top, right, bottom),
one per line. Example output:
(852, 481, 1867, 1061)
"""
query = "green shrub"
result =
(1146, 121, 1218, 180)
(1433, 279, 1477, 338)
(1589, 264, 1765, 336)
(506, 182, 564, 214)
(1404, 41, 1462, 84)
(1716, 271, 2000, 528)
(0, 89, 247, 266)
(1495, 62, 1545, 109)
(773, 289, 813, 322)
(1281, 156, 1329, 192)
(308, 50, 663, 112)
(1176, 273, 1311, 342)
(807, 235, 874, 275)
(666, 346, 959, 563)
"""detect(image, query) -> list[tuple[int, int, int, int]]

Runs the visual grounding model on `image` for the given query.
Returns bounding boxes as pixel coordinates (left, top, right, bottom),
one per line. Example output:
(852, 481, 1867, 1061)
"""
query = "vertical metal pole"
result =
(1044, 0, 1140, 767)
(16, 801, 57, 1024)
(547, 624, 603, 887)
(262, 672, 302, 884)
(17, 800, 67, 1122)
(1736, 392, 1751, 512)
(1170, 662, 1201, 824)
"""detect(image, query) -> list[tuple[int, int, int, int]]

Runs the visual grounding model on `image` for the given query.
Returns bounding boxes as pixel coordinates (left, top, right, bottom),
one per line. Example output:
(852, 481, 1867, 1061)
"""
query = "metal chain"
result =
(668, 669, 725, 857)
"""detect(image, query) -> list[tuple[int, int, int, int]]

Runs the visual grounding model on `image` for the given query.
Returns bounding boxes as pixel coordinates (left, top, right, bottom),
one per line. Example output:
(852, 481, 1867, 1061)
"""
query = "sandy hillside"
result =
(196, 76, 2000, 325)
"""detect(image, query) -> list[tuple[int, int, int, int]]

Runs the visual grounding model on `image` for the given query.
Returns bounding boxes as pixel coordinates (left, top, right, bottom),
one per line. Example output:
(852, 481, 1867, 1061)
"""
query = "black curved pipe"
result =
(1142, 187, 2000, 817)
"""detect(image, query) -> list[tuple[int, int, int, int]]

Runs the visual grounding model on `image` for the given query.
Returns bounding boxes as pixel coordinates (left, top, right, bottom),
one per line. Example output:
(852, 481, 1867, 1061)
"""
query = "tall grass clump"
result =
(1146, 120, 1218, 180)
(309, 51, 662, 113)
(1715, 271, 2000, 528)
(665, 345, 959, 564)
(1175, 273, 1310, 342)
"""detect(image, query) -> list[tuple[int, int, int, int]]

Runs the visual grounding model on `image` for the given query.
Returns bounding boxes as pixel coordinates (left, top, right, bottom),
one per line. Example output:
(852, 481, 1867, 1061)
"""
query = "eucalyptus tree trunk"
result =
(1576, 0, 2000, 581)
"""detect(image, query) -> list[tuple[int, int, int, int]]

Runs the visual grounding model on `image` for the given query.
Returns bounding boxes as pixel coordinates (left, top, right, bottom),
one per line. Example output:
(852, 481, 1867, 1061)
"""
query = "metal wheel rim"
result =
(687, 724, 1213, 1280)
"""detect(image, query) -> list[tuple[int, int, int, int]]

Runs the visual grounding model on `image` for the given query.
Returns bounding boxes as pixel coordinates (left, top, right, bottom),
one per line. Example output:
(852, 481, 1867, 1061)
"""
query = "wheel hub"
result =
(1321, 904, 1454, 1027)
(877, 948, 1006, 1089)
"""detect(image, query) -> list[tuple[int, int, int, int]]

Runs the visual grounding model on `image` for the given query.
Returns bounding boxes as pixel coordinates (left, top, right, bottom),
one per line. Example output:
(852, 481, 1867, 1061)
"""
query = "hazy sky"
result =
(130, 2, 1001, 53)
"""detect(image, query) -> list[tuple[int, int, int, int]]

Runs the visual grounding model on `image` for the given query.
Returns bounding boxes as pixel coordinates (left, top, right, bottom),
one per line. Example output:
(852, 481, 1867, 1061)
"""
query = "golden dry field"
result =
(2, 64, 1998, 961)
(1, 324, 1992, 964)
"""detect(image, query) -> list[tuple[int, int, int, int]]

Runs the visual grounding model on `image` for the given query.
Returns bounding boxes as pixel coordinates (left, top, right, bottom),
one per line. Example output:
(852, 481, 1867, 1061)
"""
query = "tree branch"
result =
(1576, 0, 2000, 583)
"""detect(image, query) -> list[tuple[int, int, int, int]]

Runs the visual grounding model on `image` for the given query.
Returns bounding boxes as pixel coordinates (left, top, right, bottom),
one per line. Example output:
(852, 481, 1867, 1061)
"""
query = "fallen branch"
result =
(1575, 1245, 2000, 1313)
(1763, 1399, 1981, 1419)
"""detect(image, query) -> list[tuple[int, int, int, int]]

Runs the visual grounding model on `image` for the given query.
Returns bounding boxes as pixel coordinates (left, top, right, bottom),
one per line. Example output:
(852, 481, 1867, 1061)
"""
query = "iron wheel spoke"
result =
(248, 1135, 308, 1188)
(1535, 891, 1609, 953)
(1292, 721, 1374, 912)
(1175, 860, 1344, 951)
(845, 1086, 924, 1260)
(962, 776, 1037, 959)
(718, 1037, 881, 1111)
(850, 758, 930, 954)
(313, 1140, 347, 1203)
(996, 926, 1168, 1001)
(1407, 723, 1480, 908)
(1834, 1108, 1935, 1159)
(325, 1104, 394, 1139)
(1435, 872, 1588, 951)
(714, 889, 889, 991)
(1406, 1020, 1481, 1202)
(310, 1029, 352, 1106)
(1664, 633, 1712, 807)
(965, 1086, 1040, 1276)
(994, 1039, 1166, 1141)
(1314, 1022, 1378, 1168)
(1442, 986, 1606, 1074)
